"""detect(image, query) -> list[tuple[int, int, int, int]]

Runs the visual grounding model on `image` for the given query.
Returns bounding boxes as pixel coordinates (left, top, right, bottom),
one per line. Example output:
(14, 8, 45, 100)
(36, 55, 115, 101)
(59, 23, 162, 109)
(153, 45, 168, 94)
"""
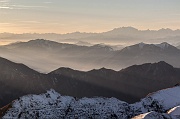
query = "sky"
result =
(0, 0, 180, 33)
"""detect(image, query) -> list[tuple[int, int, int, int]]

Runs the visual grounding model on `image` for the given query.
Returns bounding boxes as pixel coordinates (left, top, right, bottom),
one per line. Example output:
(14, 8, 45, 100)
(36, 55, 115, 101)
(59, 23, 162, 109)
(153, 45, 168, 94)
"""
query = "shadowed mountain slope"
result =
(0, 57, 130, 107)
(50, 61, 180, 103)
(0, 56, 180, 108)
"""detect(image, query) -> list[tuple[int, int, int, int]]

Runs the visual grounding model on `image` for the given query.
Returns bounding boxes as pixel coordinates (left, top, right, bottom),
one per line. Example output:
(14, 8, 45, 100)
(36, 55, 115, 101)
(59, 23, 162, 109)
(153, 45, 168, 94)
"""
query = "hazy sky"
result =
(0, 0, 180, 33)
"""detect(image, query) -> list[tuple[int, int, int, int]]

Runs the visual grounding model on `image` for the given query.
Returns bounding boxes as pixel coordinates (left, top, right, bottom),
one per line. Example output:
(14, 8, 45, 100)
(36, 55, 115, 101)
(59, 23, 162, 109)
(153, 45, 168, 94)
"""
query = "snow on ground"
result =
(3, 86, 180, 119)
(131, 86, 180, 114)
(168, 106, 180, 116)
(131, 111, 171, 119)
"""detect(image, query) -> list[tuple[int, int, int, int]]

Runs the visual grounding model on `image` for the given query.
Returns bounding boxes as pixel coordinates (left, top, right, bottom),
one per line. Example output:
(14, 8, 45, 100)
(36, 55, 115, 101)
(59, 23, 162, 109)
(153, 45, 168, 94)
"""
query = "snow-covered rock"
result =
(3, 86, 180, 119)
(3, 89, 131, 119)
(132, 111, 180, 119)
(131, 86, 180, 114)
(168, 106, 180, 116)
(131, 111, 171, 119)
(3, 89, 75, 119)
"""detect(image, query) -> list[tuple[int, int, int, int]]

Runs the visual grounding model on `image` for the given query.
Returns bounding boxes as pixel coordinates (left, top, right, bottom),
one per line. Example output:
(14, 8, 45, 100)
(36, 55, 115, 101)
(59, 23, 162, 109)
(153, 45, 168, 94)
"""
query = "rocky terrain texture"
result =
(2, 86, 180, 119)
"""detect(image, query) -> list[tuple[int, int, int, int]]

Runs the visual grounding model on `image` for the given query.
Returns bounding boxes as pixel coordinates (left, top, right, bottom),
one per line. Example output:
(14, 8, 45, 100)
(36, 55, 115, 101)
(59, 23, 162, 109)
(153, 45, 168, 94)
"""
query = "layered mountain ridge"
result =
(0, 56, 180, 108)
(1, 27, 180, 45)
(1, 39, 180, 72)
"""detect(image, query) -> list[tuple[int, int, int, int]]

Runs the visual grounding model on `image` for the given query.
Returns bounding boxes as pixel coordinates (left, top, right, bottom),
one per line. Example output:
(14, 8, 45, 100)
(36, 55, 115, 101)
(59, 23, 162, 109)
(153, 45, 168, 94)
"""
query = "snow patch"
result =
(3, 86, 180, 119)
(132, 111, 171, 119)
(168, 106, 180, 116)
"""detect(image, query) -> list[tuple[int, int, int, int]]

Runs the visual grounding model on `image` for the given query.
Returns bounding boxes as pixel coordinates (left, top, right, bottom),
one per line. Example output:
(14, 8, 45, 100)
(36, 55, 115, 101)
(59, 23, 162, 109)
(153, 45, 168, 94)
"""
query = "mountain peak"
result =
(155, 42, 170, 49)
(138, 42, 146, 49)
(28, 39, 55, 44)
(91, 44, 113, 51)
(120, 61, 176, 80)
(121, 42, 176, 52)
(158, 28, 173, 32)
(111, 27, 139, 32)
(89, 67, 115, 73)
(156, 61, 171, 66)
(126, 61, 174, 70)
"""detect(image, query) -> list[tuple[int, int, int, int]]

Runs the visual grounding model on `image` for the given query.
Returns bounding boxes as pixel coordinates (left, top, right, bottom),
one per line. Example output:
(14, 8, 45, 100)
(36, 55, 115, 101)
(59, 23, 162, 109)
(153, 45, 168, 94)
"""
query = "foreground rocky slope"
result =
(2, 86, 180, 119)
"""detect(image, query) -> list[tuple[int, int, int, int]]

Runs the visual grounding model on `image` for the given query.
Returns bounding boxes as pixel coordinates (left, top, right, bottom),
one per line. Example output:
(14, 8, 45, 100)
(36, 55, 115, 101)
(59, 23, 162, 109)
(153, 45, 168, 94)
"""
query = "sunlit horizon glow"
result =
(0, 0, 180, 34)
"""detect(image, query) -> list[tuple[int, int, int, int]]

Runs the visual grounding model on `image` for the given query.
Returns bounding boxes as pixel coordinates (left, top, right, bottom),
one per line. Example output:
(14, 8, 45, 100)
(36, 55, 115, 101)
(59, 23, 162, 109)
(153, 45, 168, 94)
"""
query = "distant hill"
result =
(75, 41, 93, 46)
(107, 42, 180, 69)
(0, 39, 114, 72)
(1, 39, 180, 73)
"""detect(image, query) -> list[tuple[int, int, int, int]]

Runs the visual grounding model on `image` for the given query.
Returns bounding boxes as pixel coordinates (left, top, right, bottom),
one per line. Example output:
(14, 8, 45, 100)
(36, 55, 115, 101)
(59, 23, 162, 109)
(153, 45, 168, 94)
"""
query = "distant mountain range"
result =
(1, 86, 180, 118)
(1, 27, 180, 45)
(75, 41, 124, 50)
(0, 56, 179, 108)
(0, 39, 180, 72)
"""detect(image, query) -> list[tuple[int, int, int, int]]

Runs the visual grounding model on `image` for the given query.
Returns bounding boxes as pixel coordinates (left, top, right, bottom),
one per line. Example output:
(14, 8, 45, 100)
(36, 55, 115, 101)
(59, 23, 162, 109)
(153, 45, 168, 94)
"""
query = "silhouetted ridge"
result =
(0, 57, 40, 75)
(1, 56, 180, 108)
(0, 57, 130, 107)
(121, 61, 173, 71)
(49, 67, 84, 76)
(88, 67, 115, 73)
(120, 61, 177, 81)
(87, 67, 116, 78)
(121, 42, 177, 52)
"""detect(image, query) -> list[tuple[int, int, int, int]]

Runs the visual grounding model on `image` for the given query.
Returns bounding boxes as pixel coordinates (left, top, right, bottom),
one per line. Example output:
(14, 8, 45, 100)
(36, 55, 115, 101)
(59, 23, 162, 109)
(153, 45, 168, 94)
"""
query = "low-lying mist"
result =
(0, 38, 180, 73)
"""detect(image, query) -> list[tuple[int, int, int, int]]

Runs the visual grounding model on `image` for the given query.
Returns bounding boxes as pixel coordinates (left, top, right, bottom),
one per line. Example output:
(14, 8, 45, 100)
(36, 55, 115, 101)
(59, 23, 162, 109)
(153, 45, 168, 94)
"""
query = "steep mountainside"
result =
(2, 86, 180, 119)
(0, 57, 127, 107)
(0, 56, 180, 107)
(0, 57, 51, 107)
(50, 61, 180, 103)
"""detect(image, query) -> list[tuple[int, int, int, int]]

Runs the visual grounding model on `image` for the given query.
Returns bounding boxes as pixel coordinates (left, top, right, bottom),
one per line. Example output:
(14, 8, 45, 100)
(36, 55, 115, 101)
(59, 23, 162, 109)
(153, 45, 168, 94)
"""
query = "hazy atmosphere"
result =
(0, 0, 180, 33)
(0, 0, 180, 118)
